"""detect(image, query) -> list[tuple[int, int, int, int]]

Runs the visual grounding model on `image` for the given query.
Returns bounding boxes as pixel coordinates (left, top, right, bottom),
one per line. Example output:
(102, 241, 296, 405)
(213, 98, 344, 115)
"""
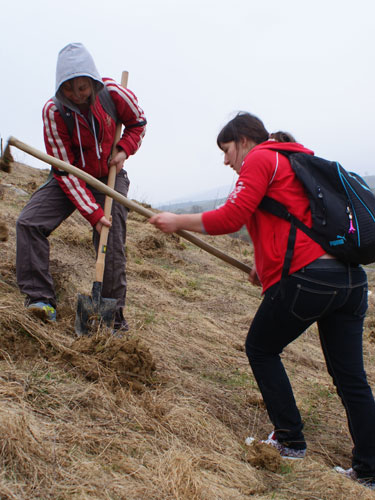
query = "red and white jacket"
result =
(42, 78, 146, 226)
(202, 141, 326, 292)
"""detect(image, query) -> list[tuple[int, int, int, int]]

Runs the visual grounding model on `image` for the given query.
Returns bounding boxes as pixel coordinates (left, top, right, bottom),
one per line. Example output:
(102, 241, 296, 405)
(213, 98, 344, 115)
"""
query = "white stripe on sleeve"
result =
(105, 80, 145, 122)
(62, 175, 99, 215)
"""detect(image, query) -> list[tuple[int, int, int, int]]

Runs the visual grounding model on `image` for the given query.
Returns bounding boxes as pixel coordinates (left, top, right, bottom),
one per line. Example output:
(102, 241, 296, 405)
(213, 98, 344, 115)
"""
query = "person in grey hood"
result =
(16, 42, 147, 331)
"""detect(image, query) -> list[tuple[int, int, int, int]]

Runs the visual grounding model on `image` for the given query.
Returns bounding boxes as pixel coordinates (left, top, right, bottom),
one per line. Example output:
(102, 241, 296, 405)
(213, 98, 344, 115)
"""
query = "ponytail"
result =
(269, 131, 296, 143)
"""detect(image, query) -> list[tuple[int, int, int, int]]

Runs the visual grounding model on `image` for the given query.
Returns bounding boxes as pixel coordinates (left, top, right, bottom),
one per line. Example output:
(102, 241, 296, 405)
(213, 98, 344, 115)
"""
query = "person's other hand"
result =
(109, 149, 128, 174)
(149, 212, 178, 233)
(95, 215, 112, 234)
(249, 266, 261, 286)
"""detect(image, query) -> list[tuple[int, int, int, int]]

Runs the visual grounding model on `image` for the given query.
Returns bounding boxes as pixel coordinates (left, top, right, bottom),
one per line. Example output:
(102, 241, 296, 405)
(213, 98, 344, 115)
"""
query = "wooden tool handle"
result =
(7, 136, 252, 275)
(95, 70, 129, 283)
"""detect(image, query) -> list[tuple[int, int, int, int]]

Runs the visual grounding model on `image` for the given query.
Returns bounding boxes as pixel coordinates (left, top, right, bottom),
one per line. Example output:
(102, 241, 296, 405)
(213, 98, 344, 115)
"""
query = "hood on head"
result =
(55, 42, 104, 109)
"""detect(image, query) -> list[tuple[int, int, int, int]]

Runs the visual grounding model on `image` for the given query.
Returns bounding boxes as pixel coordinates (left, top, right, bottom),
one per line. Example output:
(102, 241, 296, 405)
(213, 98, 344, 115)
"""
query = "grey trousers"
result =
(16, 170, 130, 327)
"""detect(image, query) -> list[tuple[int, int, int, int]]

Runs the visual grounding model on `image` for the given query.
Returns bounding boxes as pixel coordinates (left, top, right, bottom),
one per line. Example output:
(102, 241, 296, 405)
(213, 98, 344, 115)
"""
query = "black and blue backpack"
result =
(259, 151, 375, 283)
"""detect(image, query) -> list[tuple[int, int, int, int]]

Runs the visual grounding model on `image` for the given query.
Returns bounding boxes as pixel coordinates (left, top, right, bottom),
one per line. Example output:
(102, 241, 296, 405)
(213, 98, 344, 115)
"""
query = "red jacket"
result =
(202, 141, 326, 292)
(42, 78, 146, 226)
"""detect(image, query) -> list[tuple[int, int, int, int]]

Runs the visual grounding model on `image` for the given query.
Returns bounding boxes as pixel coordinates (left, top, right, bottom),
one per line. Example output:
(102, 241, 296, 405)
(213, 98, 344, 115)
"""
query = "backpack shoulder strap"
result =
(259, 195, 328, 298)
(98, 82, 147, 129)
(51, 97, 75, 136)
(259, 196, 324, 246)
(98, 84, 118, 123)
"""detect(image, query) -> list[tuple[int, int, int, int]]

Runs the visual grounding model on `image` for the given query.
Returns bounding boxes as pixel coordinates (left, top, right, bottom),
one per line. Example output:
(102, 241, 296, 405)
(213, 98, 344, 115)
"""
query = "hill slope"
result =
(1, 164, 375, 499)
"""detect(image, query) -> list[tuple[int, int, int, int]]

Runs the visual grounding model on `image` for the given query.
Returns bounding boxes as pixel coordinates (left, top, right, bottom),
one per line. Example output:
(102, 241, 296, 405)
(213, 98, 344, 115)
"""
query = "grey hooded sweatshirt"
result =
(55, 42, 104, 111)
(54, 43, 104, 167)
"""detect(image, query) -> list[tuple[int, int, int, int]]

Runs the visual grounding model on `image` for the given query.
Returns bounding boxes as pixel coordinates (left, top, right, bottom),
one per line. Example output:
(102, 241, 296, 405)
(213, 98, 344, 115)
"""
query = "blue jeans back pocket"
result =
(290, 284, 337, 321)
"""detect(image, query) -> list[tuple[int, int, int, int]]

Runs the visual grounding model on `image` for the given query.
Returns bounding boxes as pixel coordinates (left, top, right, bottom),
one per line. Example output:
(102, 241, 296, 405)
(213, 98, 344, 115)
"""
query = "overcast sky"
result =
(1, 0, 374, 206)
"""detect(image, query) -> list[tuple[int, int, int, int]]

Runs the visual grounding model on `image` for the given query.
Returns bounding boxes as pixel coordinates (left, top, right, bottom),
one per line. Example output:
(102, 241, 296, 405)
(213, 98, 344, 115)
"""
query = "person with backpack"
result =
(149, 112, 375, 489)
(16, 42, 147, 332)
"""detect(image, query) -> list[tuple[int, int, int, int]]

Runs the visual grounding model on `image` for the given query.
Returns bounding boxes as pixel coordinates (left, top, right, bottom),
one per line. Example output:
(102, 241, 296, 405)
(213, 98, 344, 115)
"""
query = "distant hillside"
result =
(364, 175, 375, 189)
(158, 175, 375, 214)
(157, 184, 234, 208)
(157, 196, 227, 213)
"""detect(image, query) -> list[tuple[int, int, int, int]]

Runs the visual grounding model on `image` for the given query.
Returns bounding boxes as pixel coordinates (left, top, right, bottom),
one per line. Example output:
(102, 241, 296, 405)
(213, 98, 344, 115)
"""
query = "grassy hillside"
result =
(1, 164, 375, 499)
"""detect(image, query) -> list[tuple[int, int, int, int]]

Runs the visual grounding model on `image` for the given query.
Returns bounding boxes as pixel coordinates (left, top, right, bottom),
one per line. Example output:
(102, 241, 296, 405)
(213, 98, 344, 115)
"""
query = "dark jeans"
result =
(245, 258, 375, 479)
(16, 170, 129, 327)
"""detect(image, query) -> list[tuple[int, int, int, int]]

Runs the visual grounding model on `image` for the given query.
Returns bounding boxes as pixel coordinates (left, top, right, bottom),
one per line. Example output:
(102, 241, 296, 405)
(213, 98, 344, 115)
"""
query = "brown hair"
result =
(217, 112, 269, 149)
(217, 112, 297, 148)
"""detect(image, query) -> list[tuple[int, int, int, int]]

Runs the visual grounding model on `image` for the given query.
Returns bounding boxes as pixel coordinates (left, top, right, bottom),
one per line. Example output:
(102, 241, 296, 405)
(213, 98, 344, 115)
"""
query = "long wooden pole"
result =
(95, 70, 129, 283)
(6, 136, 252, 275)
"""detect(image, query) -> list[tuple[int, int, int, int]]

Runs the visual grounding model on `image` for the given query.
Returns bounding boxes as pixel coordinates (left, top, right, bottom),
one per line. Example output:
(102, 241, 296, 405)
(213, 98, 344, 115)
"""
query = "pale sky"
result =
(1, 0, 374, 206)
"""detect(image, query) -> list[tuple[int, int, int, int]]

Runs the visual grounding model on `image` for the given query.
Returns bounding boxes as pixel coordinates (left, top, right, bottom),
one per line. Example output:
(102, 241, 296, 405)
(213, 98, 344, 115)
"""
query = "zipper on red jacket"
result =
(76, 109, 104, 178)
(92, 103, 107, 178)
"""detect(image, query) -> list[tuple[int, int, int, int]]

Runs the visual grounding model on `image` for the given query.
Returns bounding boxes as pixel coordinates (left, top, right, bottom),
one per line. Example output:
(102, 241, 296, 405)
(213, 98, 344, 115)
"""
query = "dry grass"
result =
(1, 163, 375, 499)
